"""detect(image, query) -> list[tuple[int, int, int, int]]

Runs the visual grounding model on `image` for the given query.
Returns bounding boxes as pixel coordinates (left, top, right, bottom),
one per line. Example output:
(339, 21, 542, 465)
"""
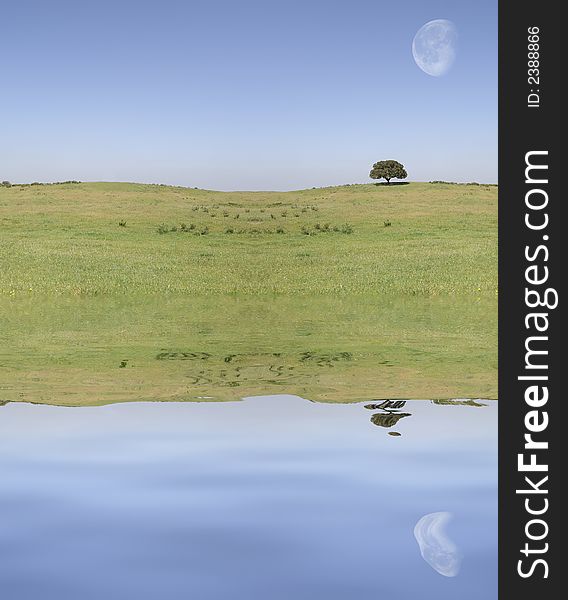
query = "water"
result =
(0, 397, 496, 600)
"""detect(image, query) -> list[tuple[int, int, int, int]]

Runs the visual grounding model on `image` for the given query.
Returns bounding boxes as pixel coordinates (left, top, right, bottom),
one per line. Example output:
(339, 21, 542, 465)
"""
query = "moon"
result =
(412, 19, 457, 77)
(413, 512, 463, 577)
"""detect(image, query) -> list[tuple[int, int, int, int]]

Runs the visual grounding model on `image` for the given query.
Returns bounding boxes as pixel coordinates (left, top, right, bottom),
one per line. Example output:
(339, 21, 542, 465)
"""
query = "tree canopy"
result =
(369, 160, 407, 184)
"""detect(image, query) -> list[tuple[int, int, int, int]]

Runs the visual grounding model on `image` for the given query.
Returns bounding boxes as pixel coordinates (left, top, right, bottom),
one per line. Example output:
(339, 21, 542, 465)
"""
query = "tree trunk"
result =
(385, 178, 390, 184)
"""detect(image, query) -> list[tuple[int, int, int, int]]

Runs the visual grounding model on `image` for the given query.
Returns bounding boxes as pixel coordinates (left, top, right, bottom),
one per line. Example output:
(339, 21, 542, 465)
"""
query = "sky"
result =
(1, 0, 497, 190)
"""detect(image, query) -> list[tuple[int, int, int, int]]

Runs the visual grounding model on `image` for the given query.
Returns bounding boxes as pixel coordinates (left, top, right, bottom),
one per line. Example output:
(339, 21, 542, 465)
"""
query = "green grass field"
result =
(0, 181, 497, 405)
(1, 181, 496, 296)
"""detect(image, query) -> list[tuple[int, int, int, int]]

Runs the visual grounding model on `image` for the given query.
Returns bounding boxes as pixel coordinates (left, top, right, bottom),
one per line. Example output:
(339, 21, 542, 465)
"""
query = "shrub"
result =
(314, 223, 330, 232)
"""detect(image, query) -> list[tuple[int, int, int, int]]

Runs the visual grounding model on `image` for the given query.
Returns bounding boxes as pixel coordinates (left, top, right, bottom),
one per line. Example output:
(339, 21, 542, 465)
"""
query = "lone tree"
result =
(369, 160, 407, 184)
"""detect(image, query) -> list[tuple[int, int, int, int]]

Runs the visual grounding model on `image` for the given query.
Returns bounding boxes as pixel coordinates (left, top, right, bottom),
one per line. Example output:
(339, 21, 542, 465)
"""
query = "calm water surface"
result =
(0, 397, 496, 600)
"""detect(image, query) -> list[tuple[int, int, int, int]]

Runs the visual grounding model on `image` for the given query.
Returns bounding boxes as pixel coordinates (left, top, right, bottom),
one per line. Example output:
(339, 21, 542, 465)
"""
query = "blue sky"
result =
(1, 0, 497, 190)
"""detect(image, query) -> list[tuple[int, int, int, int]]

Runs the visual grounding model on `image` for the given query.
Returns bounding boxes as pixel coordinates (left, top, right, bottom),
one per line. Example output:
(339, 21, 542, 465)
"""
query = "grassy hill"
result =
(0, 181, 497, 405)
(0, 181, 496, 296)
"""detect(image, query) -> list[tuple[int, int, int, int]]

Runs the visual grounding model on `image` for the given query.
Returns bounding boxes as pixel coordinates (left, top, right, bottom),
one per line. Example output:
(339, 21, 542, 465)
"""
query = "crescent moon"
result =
(412, 20, 458, 77)
(413, 511, 463, 577)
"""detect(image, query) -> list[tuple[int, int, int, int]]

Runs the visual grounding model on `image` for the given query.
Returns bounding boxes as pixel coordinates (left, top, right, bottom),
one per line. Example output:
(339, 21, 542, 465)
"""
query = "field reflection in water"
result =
(0, 397, 496, 600)
(0, 294, 497, 405)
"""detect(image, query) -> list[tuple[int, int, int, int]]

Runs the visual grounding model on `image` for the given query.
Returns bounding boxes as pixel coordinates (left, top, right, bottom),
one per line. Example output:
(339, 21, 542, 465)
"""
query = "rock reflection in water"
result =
(370, 412, 412, 428)
(365, 400, 412, 435)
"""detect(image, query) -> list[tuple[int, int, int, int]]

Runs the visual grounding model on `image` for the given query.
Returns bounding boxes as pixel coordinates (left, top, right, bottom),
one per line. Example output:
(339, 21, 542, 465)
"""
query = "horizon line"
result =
(2, 179, 499, 193)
